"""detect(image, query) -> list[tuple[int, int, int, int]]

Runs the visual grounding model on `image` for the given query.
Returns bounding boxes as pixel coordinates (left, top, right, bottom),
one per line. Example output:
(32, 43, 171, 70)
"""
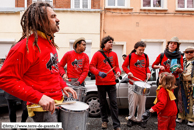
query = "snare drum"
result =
(59, 101, 89, 130)
(132, 81, 151, 96)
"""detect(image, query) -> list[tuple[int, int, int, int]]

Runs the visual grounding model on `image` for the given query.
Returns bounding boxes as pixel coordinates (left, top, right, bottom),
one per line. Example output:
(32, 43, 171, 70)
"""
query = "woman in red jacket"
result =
(149, 72, 177, 130)
(152, 36, 183, 106)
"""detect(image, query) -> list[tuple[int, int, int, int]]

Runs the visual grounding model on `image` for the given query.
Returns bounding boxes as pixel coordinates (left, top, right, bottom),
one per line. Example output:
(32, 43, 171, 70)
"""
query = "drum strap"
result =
(99, 50, 116, 74)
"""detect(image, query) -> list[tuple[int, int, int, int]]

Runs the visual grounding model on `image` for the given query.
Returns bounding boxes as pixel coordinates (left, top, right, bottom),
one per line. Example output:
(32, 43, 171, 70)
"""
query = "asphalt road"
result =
(0, 105, 193, 130)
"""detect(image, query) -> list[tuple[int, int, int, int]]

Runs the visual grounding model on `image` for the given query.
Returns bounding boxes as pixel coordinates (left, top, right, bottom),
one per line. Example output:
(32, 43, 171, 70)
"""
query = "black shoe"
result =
(140, 121, 147, 128)
(127, 119, 133, 127)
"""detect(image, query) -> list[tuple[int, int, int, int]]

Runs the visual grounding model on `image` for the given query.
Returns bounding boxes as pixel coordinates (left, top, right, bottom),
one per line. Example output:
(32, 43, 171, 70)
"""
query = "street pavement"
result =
(0, 105, 193, 130)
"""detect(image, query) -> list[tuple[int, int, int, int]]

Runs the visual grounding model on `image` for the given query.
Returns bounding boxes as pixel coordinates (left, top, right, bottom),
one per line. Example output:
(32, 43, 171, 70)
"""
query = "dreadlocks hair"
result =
(159, 72, 177, 90)
(19, 2, 58, 53)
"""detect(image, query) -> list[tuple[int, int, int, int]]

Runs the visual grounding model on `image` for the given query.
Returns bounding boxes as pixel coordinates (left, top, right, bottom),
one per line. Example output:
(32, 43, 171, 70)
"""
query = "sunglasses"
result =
(185, 51, 194, 54)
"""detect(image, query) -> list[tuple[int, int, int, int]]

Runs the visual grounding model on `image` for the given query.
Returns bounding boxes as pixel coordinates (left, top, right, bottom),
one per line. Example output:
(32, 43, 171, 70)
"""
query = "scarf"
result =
(164, 49, 182, 59)
(153, 85, 176, 104)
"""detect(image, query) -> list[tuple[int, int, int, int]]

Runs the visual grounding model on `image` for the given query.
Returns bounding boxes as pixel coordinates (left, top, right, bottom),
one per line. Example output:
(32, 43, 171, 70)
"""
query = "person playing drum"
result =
(122, 41, 151, 128)
(152, 36, 183, 107)
(0, 2, 77, 123)
(59, 37, 89, 86)
(89, 36, 121, 130)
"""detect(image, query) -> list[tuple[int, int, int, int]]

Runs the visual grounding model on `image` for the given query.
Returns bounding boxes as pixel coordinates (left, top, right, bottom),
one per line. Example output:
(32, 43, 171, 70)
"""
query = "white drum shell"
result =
(59, 101, 89, 130)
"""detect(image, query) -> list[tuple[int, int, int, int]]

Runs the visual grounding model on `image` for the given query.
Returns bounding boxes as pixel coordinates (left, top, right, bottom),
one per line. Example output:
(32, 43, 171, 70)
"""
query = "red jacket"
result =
(152, 53, 183, 78)
(89, 49, 121, 85)
(122, 53, 150, 83)
(0, 34, 66, 104)
(59, 50, 89, 84)
(152, 87, 177, 116)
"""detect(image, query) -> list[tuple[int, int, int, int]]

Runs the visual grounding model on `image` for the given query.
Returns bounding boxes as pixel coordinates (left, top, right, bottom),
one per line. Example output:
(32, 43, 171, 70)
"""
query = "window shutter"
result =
(117, 0, 125, 6)
(82, 0, 88, 8)
(143, 0, 151, 7)
(187, 0, 194, 8)
(74, 0, 80, 8)
(178, 0, 185, 8)
(108, 0, 115, 6)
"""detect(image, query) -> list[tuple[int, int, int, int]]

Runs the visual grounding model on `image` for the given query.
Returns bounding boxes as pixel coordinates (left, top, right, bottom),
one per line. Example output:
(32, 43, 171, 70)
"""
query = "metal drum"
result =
(59, 101, 89, 130)
(64, 83, 86, 102)
(132, 81, 151, 96)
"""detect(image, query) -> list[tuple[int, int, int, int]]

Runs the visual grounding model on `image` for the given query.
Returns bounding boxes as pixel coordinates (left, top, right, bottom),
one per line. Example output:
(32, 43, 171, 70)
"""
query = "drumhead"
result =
(61, 101, 89, 111)
(134, 81, 151, 88)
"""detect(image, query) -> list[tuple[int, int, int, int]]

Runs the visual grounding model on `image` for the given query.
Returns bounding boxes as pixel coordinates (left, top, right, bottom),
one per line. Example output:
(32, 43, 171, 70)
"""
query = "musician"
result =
(152, 36, 183, 106)
(59, 37, 89, 86)
(176, 46, 194, 127)
(89, 36, 121, 130)
(0, 2, 77, 123)
(122, 41, 151, 128)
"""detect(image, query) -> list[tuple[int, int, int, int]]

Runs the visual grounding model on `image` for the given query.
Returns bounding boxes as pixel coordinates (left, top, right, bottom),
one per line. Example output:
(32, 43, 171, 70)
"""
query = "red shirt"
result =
(89, 49, 121, 85)
(152, 87, 177, 116)
(59, 50, 89, 84)
(122, 53, 150, 83)
(152, 53, 183, 78)
(0, 34, 66, 104)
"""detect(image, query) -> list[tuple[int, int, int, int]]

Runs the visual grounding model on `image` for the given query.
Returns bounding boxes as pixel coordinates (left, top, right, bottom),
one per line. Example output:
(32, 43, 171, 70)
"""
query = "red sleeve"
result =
(152, 54, 161, 69)
(180, 55, 183, 70)
(0, 50, 43, 104)
(114, 53, 121, 74)
(89, 52, 100, 76)
(78, 54, 89, 84)
(122, 55, 130, 74)
(151, 89, 168, 113)
(60, 76, 67, 89)
(146, 55, 151, 73)
(59, 52, 68, 77)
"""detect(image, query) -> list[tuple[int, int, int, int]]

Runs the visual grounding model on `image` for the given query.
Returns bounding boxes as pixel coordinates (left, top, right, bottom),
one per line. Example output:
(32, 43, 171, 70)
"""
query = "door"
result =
(112, 45, 123, 71)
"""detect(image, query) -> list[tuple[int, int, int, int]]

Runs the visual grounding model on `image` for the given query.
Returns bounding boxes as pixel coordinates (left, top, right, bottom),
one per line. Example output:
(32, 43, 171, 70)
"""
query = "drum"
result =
(64, 83, 86, 102)
(132, 81, 151, 96)
(170, 64, 181, 72)
(59, 101, 89, 130)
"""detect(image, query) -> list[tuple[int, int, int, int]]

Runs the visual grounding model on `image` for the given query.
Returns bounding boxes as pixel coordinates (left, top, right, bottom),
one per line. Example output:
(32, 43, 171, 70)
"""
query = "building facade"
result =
(101, 0, 194, 66)
(0, 0, 101, 65)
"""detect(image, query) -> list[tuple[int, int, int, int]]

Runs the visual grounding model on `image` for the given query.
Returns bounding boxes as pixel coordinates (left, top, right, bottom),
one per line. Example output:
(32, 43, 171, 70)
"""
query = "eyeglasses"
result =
(185, 51, 194, 54)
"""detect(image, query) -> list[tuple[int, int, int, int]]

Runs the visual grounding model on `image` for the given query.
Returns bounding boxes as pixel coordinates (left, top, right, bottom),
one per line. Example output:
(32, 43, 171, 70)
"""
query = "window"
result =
(178, 0, 194, 8)
(0, 0, 15, 8)
(32, 0, 53, 6)
(107, 0, 126, 7)
(71, 0, 91, 9)
(143, 0, 163, 8)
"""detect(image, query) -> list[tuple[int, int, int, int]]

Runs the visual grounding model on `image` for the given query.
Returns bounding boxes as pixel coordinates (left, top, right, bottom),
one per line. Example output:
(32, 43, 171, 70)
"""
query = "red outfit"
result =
(122, 53, 150, 82)
(0, 34, 66, 104)
(89, 49, 121, 85)
(152, 87, 177, 130)
(59, 50, 89, 84)
(152, 53, 183, 78)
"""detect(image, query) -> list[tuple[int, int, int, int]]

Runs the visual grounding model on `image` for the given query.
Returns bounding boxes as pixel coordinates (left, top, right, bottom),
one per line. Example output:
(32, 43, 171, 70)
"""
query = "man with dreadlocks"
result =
(0, 2, 77, 123)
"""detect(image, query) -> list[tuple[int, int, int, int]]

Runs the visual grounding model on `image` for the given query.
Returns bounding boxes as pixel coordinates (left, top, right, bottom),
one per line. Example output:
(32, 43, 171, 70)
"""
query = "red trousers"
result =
(158, 115, 176, 130)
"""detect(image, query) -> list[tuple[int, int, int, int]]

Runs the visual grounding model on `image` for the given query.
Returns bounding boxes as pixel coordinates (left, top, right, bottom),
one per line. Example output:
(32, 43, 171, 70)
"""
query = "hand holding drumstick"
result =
(99, 66, 116, 79)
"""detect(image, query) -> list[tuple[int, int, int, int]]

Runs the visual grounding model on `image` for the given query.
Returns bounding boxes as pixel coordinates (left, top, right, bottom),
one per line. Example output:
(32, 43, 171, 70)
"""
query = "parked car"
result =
(84, 68, 159, 117)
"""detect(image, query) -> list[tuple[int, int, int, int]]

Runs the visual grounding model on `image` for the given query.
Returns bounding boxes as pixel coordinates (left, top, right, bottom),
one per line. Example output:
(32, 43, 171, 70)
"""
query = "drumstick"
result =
(28, 101, 76, 109)
(133, 76, 143, 81)
(107, 66, 116, 74)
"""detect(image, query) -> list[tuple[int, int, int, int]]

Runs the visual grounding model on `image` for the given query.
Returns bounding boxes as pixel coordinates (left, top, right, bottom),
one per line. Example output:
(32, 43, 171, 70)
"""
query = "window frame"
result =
(141, 0, 167, 9)
(71, 0, 91, 9)
(177, 0, 194, 9)
(32, 0, 53, 6)
(106, 0, 127, 7)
